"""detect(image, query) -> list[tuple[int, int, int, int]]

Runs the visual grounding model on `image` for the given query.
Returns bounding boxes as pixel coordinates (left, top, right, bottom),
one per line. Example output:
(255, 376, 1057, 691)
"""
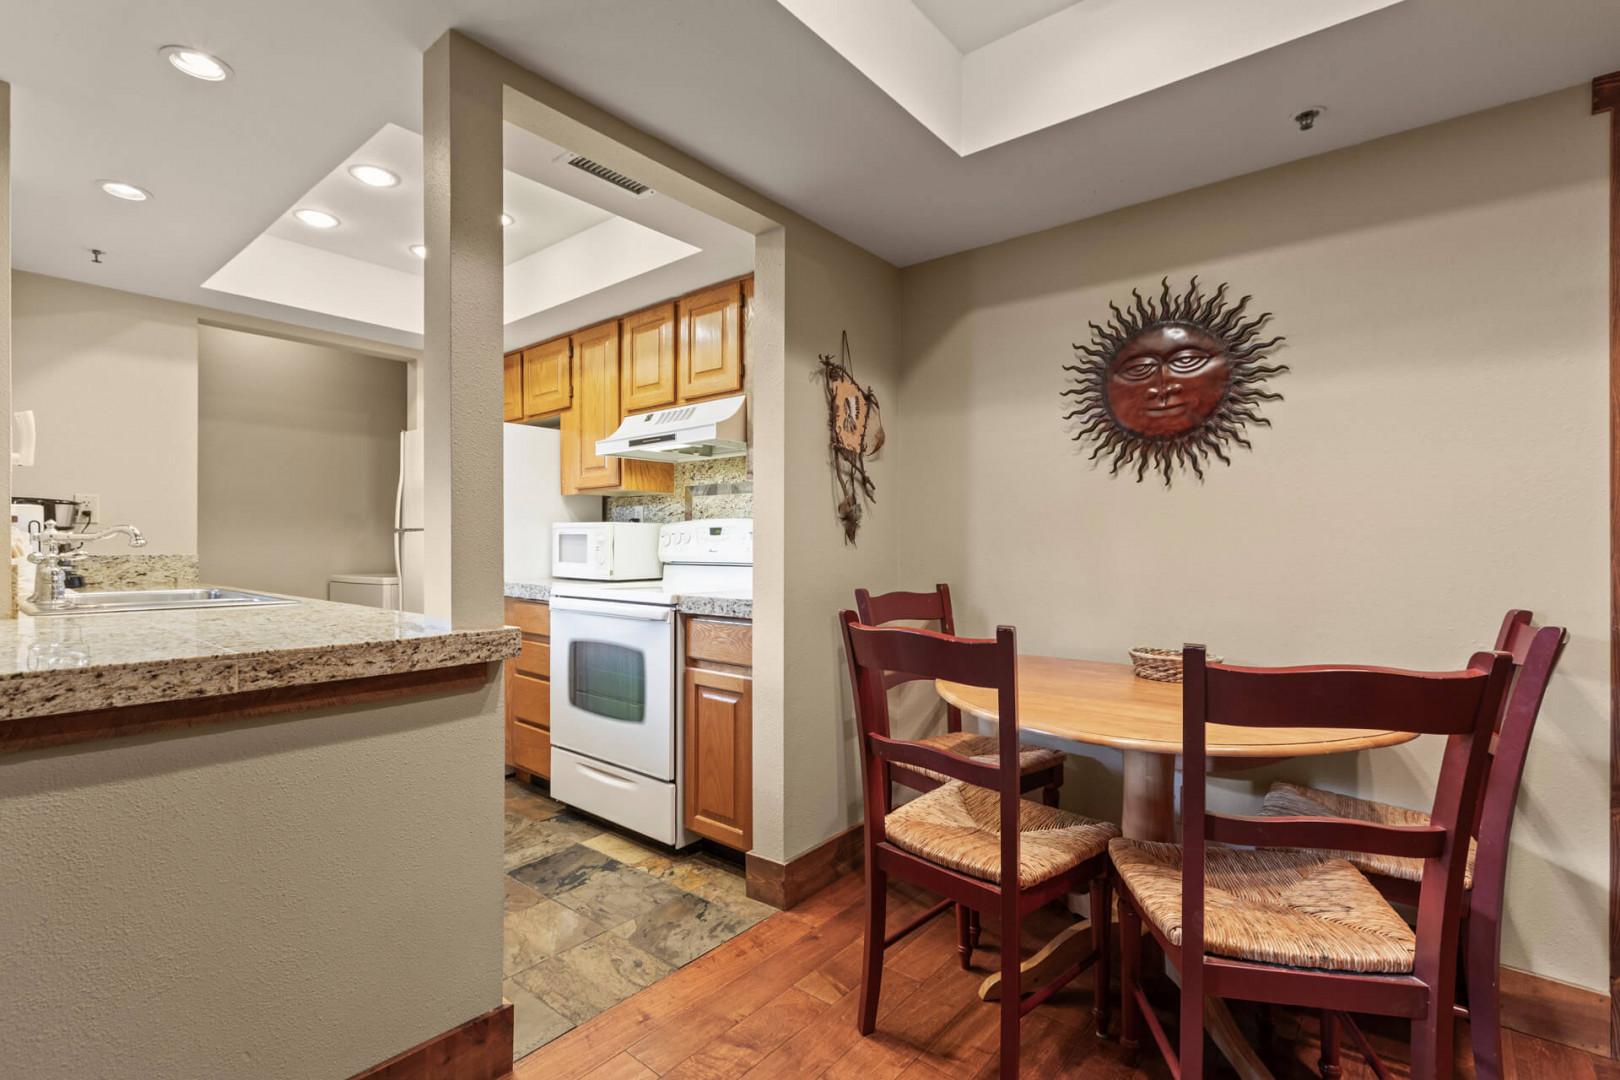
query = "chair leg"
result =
(1411, 1003, 1456, 1080)
(1042, 782, 1060, 808)
(858, 863, 887, 1036)
(1090, 873, 1112, 1037)
(1466, 910, 1504, 1080)
(999, 901, 1022, 1079)
(1319, 1010, 1342, 1080)
(1119, 887, 1142, 1062)
(1180, 973, 1204, 1080)
(968, 908, 982, 950)
(955, 903, 973, 970)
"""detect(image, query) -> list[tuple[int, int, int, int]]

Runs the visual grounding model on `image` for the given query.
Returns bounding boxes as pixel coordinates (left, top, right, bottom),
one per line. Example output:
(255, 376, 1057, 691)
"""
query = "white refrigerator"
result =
(393, 425, 600, 614)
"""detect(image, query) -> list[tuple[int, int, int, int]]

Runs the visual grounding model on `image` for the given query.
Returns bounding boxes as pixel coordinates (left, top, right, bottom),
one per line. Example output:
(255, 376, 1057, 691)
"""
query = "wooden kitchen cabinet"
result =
(522, 335, 573, 418)
(677, 280, 744, 402)
(503, 350, 524, 422)
(560, 321, 623, 492)
(620, 302, 677, 414)
(683, 617, 752, 851)
(505, 597, 552, 781)
(561, 320, 674, 496)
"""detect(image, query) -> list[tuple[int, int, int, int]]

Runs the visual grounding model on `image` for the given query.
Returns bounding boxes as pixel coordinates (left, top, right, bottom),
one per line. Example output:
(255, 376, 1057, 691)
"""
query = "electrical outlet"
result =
(74, 493, 100, 525)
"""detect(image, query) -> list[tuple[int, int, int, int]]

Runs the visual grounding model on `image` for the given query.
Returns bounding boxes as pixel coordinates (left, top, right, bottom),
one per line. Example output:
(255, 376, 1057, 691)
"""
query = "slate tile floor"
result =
(504, 779, 775, 1060)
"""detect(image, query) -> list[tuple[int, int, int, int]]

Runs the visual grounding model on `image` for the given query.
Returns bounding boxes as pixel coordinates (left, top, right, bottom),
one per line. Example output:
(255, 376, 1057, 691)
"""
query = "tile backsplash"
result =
(606, 457, 751, 523)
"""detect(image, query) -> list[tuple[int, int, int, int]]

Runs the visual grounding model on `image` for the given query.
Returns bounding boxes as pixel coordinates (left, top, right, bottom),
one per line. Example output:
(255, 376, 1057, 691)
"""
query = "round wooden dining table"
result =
(936, 655, 1418, 1079)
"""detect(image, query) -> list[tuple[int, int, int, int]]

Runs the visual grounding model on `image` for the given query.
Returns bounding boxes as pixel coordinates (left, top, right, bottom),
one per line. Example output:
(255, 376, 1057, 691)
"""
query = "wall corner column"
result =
(1591, 68, 1620, 1061)
(422, 33, 504, 626)
(1, 80, 13, 619)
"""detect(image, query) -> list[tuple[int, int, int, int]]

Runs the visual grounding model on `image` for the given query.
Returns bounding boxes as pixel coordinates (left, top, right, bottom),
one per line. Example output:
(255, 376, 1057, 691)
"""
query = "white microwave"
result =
(551, 522, 663, 580)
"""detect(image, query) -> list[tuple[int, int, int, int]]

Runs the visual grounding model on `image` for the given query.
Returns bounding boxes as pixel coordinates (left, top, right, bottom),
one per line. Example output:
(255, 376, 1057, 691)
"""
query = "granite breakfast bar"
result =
(1, 595, 523, 1079)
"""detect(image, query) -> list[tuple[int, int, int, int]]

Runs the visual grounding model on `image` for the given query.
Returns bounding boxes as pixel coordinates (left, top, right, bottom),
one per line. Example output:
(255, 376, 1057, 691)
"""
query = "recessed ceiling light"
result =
(348, 164, 399, 188)
(500, 213, 515, 228)
(97, 179, 151, 202)
(294, 208, 340, 229)
(409, 244, 427, 259)
(160, 45, 232, 82)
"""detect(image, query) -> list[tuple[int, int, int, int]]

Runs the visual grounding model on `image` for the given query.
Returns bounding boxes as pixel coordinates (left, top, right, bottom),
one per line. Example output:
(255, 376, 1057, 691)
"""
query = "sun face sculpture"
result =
(1063, 277, 1288, 486)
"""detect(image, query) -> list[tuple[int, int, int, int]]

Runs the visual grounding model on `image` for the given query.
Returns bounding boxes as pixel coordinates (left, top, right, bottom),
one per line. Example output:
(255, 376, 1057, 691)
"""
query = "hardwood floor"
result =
(514, 874, 1617, 1079)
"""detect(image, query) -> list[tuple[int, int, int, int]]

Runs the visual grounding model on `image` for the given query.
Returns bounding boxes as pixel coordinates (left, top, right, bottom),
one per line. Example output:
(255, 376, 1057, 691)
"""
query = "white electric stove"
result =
(548, 518, 752, 847)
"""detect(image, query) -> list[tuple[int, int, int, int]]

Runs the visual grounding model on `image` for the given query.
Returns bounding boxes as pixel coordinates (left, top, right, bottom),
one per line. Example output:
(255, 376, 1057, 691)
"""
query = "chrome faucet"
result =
(27, 522, 147, 612)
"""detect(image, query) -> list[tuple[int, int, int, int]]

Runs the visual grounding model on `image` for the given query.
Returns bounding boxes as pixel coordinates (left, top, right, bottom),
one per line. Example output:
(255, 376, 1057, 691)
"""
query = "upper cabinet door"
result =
(503, 351, 524, 422)
(620, 302, 677, 414)
(677, 281, 744, 402)
(562, 320, 623, 492)
(523, 336, 573, 418)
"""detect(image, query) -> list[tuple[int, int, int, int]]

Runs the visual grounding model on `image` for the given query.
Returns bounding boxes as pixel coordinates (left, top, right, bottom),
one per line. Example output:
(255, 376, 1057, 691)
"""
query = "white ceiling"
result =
(200, 121, 741, 337)
(0, 0, 1616, 347)
(910, 0, 1078, 53)
(777, 0, 1405, 155)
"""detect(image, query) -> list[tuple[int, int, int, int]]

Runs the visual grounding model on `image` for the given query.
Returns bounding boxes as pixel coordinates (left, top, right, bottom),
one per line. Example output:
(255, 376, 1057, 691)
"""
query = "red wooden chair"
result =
(841, 611, 1119, 1079)
(855, 586, 1070, 968)
(854, 586, 1066, 807)
(1113, 644, 1513, 1080)
(1260, 610, 1567, 1079)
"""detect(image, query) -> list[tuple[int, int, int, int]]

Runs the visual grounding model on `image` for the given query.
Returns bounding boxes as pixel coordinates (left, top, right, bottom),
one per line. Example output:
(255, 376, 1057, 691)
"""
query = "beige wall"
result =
(1, 681, 505, 1079)
(895, 86, 1610, 990)
(776, 225, 903, 860)
(13, 273, 199, 553)
(198, 325, 406, 599)
(12, 273, 414, 578)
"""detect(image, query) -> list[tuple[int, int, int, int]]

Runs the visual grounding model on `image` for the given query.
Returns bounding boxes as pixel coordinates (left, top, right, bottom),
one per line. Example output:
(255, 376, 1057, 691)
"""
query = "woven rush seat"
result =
(1108, 838, 1417, 974)
(900, 730, 1066, 785)
(1262, 781, 1477, 889)
(884, 781, 1117, 888)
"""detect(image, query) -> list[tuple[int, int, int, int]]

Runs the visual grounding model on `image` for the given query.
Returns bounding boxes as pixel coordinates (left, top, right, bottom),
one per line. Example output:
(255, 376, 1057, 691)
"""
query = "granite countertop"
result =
(676, 593, 752, 620)
(0, 594, 519, 722)
(505, 579, 554, 603)
(504, 580, 749, 620)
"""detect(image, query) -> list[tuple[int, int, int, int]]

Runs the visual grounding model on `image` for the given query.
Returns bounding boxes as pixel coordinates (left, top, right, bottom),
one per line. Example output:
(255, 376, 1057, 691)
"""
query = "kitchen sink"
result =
(21, 588, 299, 616)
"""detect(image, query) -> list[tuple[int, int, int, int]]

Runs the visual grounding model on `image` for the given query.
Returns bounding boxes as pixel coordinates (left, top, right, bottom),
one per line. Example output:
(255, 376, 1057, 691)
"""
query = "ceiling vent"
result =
(562, 154, 654, 198)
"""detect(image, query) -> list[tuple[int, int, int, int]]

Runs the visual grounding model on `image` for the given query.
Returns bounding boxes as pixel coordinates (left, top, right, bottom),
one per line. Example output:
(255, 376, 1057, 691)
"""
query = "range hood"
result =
(596, 394, 747, 462)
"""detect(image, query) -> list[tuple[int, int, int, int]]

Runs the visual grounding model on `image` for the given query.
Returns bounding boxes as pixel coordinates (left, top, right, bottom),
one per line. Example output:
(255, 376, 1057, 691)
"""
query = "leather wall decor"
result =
(1064, 277, 1289, 486)
(818, 330, 884, 544)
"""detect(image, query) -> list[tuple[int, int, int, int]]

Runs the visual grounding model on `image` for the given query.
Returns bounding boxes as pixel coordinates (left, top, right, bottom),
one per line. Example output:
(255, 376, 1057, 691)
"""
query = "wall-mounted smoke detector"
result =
(558, 153, 654, 198)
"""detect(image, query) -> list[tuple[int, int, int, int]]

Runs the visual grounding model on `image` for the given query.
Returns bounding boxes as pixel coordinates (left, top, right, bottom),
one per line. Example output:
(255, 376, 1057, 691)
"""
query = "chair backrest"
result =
(1472, 616, 1567, 924)
(1180, 644, 1512, 993)
(853, 584, 963, 731)
(840, 611, 1023, 879)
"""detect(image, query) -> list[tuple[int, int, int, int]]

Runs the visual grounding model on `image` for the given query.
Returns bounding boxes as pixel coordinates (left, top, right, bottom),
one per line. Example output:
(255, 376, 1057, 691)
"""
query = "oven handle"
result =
(550, 596, 674, 623)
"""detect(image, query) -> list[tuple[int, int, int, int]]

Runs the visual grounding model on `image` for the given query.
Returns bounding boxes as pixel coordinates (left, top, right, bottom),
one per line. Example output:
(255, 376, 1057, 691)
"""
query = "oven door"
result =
(552, 524, 610, 580)
(548, 596, 677, 781)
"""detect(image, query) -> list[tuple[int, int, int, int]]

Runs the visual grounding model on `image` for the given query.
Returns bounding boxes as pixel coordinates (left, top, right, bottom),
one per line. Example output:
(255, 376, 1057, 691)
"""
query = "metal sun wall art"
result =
(819, 330, 884, 544)
(1063, 277, 1289, 487)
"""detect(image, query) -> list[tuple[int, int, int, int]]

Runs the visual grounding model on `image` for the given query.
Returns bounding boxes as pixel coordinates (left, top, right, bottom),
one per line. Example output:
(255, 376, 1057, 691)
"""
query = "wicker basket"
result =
(1129, 647, 1220, 683)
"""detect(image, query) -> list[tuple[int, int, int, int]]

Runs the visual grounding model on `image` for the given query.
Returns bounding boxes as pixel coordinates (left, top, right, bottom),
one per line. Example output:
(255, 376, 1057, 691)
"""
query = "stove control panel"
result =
(659, 518, 752, 565)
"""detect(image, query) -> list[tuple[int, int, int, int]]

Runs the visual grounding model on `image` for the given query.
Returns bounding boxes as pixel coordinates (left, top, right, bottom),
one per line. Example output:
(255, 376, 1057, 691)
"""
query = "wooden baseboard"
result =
(1499, 966, 1611, 1057)
(349, 1002, 514, 1079)
(746, 823, 863, 910)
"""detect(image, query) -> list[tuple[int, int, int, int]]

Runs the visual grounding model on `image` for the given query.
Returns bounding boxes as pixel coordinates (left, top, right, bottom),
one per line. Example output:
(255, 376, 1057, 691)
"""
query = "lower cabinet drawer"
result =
(515, 640, 550, 680)
(510, 720, 551, 779)
(510, 671, 550, 729)
(550, 746, 682, 847)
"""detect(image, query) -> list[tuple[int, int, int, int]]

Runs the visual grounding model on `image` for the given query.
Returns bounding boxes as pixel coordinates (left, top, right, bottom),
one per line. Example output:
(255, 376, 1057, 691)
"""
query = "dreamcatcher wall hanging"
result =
(1063, 277, 1289, 487)
(818, 330, 884, 544)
